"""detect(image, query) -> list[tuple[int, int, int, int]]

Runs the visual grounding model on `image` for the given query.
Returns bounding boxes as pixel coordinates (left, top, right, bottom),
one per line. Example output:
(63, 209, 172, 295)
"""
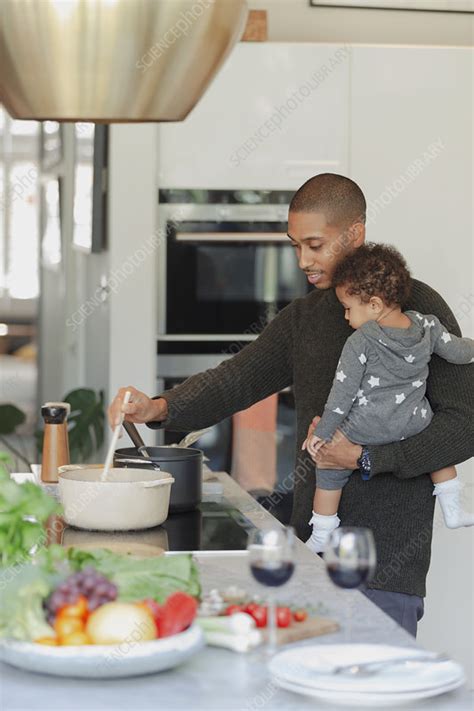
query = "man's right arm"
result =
(146, 302, 295, 431)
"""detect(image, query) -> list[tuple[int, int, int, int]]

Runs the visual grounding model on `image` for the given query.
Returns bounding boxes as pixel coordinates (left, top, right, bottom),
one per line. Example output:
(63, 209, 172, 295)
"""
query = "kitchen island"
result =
(2, 471, 471, 711)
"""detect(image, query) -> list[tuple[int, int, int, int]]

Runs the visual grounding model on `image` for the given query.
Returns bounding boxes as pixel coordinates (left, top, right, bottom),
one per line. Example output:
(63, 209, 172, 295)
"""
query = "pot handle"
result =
(116, 457, 160, 468)
(140, 477, 175, 488)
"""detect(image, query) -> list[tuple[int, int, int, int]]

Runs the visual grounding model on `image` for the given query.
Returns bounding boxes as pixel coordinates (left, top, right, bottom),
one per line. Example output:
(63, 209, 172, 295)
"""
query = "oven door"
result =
(165, 220, 309, 335)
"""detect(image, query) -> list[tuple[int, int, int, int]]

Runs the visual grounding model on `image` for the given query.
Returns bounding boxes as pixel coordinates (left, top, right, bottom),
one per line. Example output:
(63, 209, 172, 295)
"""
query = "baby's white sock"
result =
(433, 477, 474, 529)
(305, 511, 340, 554)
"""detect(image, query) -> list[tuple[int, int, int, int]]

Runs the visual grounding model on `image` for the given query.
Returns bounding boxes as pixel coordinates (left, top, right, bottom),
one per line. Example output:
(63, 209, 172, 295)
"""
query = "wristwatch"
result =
(357, 446, 372, 480)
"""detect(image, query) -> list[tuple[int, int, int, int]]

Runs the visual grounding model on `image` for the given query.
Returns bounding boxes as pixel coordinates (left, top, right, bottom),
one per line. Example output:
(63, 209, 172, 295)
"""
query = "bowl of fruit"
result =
(0, 547, 204, 678)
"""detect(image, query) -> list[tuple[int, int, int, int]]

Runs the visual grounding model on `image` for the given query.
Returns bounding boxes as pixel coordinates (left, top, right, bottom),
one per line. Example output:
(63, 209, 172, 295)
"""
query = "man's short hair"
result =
(290, 173, 366, 227)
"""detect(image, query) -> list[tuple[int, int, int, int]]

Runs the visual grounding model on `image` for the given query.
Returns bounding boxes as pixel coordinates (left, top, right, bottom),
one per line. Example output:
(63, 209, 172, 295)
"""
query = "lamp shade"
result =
(0, 0, 248, 122)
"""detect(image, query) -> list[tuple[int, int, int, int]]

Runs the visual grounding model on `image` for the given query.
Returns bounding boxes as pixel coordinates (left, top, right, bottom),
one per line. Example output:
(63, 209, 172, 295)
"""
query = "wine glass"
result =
(325, 527, 376, 641)
(247, 526, 296, 656)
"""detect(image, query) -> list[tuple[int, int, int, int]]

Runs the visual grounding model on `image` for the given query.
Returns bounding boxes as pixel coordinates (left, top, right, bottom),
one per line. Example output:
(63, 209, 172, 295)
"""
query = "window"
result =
(0, 107, 40, 301)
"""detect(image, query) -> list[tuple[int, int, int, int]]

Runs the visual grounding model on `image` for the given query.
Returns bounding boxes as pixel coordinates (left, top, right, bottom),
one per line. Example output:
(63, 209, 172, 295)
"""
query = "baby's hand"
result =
(303, 434, 325, 457)
(302, 415, 321, 452)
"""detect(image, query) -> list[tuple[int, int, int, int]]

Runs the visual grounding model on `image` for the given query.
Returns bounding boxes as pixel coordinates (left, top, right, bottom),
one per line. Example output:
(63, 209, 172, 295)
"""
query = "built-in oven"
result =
(155, 190, 306, 522)
(157, 189, 310, 343)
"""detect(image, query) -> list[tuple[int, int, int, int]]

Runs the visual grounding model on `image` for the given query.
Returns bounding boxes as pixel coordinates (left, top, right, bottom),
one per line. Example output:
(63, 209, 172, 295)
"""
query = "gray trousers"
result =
(316, 467, 353, 490)
(362, 588, 425, 638)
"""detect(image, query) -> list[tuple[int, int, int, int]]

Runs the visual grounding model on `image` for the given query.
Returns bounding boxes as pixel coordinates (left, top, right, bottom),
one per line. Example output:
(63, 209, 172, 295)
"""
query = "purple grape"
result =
(45, 567, 116, 619)
(82, 576, 95, 592)
(88, 596, 100, 611)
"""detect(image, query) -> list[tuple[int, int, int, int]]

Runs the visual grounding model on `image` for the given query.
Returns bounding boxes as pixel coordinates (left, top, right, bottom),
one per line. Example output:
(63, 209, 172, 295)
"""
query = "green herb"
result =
(0, 563, 56, 641)
(68, 548, 201, 603)
(0, 469, 61, 567)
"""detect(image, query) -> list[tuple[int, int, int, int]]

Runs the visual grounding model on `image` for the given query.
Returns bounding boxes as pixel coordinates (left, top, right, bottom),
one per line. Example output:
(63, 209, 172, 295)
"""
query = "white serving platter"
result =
(0, 624, 204, 679)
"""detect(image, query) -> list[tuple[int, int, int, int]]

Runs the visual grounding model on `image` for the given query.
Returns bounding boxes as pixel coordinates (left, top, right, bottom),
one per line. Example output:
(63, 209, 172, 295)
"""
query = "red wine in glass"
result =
(326, 561, 372, 589)
(247, 526, 296, 655)
(250, 561, 295, 587)
(325, 527, 376, 641)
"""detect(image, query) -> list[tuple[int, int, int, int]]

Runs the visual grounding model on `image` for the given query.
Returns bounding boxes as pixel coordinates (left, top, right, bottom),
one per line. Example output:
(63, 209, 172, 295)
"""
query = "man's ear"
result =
(348, 222, 365, 248)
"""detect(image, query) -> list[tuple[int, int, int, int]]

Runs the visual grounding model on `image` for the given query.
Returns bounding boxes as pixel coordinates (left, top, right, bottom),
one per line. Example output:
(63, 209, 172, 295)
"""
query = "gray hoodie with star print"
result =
(314, 311, 474, 445)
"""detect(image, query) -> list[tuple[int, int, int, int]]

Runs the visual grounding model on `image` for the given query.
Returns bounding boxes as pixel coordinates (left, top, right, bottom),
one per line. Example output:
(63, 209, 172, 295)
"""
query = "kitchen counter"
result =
(2, 471, 471, 711)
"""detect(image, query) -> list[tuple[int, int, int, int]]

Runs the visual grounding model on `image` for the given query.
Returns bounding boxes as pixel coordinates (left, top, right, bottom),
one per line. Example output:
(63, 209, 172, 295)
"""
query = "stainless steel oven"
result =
(157, 189, 309, 343)
(155, 190, 304, 522)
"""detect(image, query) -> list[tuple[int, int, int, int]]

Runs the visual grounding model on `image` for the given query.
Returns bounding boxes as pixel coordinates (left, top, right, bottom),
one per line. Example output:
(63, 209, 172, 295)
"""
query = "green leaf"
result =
(65, 388, 105, 463)
(68, 549, 201, 603)
(0, 405, 26, 435)
(0, 476, 61, 567)
(20, 521, 44, 552)
(0, 565, 56, 641)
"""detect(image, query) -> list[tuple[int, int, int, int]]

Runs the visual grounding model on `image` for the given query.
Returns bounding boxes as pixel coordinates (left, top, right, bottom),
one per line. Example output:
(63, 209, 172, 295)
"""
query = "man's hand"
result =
(107, 386, 168, 428)
(307, 417, 362, 470)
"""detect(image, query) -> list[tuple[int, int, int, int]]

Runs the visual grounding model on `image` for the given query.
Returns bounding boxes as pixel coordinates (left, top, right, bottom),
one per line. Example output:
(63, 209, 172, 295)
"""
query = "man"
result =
(108, 174, 473, 637)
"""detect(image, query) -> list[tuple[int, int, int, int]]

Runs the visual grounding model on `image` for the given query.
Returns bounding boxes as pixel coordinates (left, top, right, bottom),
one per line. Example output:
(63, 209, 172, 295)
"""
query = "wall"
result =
(107, 125, 159, 447)
(248, 0, 473, 46)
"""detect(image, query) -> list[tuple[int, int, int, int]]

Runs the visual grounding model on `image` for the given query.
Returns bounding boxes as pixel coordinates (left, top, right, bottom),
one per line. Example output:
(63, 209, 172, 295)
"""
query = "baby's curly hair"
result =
(332, 243, 412, 306)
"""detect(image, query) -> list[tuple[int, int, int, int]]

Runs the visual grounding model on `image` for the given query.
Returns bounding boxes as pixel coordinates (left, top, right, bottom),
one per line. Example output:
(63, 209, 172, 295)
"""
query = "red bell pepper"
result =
(157, 592, 198, 638)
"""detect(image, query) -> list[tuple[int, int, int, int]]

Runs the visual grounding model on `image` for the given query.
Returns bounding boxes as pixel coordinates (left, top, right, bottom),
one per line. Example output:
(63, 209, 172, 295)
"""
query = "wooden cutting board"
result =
(263, 616, 339, 645)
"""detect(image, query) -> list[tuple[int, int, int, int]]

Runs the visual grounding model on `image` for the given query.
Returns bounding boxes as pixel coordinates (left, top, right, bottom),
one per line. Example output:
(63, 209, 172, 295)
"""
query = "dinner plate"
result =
(268, 644, 465, 694)
(272, 675, 465, 707)
(0, 624, 204, 678)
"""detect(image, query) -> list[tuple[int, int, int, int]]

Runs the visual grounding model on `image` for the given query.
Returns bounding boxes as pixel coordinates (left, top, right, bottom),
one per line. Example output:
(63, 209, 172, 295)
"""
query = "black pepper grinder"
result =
(40, 402, 71, 483)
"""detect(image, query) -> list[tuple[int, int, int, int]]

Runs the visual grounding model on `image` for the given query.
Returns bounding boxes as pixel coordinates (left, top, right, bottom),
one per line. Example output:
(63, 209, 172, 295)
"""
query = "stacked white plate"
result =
(268, 644, 465, 707)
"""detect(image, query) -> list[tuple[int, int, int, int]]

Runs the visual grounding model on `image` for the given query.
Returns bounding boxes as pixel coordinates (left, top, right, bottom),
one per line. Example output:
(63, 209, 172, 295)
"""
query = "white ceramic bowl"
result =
(58, 467, 174, 531)
(0, 624, 204, 678)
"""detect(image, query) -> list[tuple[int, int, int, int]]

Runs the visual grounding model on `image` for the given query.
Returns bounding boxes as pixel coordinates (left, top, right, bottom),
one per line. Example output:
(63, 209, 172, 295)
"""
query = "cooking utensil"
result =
(124, 421, 210, 454)
(114, 446, 202, 513)
(175, 428, 212, 449)
(123, 421, 161, 471)
(58, 467, 175, 531)
(102, 390, 131, 481)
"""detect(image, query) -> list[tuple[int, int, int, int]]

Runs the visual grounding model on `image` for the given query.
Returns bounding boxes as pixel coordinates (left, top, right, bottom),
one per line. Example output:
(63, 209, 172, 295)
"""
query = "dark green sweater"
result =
(149, 280, 473, 597)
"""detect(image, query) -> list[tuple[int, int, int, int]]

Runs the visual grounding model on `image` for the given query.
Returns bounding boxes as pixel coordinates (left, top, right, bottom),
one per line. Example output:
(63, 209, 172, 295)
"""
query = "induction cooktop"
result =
(60, 498, 256, 554)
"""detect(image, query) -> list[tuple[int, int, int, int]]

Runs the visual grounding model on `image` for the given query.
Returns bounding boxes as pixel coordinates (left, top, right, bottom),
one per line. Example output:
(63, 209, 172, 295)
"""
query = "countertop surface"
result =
(2, 471, 472, 711)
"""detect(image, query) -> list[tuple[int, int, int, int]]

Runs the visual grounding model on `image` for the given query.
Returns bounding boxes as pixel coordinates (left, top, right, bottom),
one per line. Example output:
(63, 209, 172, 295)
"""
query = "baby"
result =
(303, 243, 474, 553)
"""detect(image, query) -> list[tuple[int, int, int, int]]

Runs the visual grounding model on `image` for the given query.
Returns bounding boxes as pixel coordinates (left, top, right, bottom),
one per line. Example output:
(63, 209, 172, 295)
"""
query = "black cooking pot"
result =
(113, 446, 202, 513)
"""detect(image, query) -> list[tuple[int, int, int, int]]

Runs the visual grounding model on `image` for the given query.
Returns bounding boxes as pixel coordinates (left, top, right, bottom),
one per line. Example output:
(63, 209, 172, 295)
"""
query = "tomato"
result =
(58, 595, 89, 621)
(35, 636, 58, 646)
(225, 604, 245, 616)
(54, 615, 84, 638)
(246, 605, 267, 628)
(276, 607, 292, 628)
(60, 632, 91, 646)
(158, 592, 198, 638)
(243, 602, 259, 615)
(293, 608, 308, 623)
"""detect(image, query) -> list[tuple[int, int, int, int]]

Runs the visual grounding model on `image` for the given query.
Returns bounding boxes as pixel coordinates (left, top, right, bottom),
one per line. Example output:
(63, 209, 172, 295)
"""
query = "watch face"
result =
(359, 448, 370, 471)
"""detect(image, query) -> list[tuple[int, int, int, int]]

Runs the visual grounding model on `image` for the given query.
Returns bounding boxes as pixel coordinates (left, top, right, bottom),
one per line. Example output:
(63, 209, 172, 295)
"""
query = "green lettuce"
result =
(0, 564, 55, 641)
(67, 548, 201, 603)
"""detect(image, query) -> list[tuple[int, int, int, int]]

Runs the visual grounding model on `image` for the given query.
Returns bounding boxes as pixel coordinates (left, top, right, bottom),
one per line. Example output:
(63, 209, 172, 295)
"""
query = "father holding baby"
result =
(108, 174, 473, 637)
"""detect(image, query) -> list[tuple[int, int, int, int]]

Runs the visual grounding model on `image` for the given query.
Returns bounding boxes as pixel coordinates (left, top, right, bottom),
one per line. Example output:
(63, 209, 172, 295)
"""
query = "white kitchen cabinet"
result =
(157, 43, 350, 190)
(350, 45, 473, 317)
